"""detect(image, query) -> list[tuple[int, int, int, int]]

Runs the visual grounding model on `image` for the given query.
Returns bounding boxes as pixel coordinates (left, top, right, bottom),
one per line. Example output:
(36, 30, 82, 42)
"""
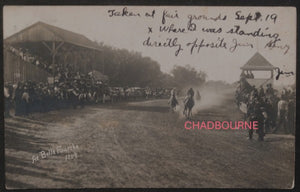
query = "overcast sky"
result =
(3, 6, 296, 85)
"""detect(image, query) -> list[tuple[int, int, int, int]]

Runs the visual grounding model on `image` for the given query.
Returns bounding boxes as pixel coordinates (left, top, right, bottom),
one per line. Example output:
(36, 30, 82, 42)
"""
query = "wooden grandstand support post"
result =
(42, 41, 64, 78)
(52, 42, 56, 65)
(42, 41, 64, 65)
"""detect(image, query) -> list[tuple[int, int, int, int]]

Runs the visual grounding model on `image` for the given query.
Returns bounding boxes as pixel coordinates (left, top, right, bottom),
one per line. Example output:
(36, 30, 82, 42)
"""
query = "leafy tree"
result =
(171, 65, 207, 89)
(92, 42, 206, 88)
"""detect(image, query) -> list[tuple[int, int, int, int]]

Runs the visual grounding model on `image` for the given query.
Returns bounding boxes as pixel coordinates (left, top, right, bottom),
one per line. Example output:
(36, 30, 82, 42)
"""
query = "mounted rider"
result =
(168, 88, 178, 111)
(183, 88, 195, 115)
(170, 87, 176, 97)
(184, 88, 195, 104)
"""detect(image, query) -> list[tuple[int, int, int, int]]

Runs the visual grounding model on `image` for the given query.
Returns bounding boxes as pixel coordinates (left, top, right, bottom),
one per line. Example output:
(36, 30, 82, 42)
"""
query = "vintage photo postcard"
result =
(3, 6, 296, 189)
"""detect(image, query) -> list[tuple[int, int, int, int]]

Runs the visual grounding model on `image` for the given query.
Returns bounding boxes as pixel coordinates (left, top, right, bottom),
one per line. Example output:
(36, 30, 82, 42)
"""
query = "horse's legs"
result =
(187, 108, 193, 120)
(186, 109, 189, 119)
(185, 108, 189, 120)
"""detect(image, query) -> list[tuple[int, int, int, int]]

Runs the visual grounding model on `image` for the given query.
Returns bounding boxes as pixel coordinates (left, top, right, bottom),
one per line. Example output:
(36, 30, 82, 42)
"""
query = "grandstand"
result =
(4, 21, 102, 83)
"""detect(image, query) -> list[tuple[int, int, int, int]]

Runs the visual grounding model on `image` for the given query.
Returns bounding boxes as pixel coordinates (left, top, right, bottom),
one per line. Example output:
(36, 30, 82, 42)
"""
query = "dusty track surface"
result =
(5, 89, 295, 189)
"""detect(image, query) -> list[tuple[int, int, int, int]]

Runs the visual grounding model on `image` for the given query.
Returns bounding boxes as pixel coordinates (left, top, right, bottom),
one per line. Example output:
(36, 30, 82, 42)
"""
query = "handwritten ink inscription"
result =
(106, 7, 292, 63)
(274, 67, 294, 80)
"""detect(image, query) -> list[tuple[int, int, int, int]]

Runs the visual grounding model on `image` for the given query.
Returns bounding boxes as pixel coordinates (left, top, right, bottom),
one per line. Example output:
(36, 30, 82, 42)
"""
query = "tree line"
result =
(93, 42, 207, 88)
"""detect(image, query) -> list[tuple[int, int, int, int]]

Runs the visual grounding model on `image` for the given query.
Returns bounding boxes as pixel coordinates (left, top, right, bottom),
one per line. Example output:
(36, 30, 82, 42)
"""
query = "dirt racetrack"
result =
(5, 88, 295, 189)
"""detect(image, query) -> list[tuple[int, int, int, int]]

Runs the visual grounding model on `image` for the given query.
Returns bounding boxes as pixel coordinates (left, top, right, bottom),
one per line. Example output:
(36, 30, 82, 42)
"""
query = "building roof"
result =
(4, 21, 100, 50)
(240, 52, 275, 70)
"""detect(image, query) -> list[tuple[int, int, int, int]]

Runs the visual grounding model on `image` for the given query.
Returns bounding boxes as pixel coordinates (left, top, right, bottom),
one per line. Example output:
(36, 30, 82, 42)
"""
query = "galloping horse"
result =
(183, 88, 195, 120)
(183, 95, 194, 119)
(168, 88, 178, 112)
(168, 94, 178, 112)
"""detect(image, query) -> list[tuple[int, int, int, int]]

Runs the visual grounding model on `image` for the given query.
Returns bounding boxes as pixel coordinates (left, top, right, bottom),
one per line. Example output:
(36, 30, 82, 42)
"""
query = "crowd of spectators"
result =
(235, 77, 296, 139)
(4, 80, 173, 117)
(8, 46, 52, 72)
(4, 45, 175, 117)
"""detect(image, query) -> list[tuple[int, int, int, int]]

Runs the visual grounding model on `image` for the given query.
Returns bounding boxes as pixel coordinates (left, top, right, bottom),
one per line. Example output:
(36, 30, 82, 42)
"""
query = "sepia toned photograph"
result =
(3, 6, 296, 189)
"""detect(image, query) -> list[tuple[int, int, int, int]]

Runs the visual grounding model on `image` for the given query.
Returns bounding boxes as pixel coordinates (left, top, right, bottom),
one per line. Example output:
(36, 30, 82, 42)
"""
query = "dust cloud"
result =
(174, 83, 235, 118)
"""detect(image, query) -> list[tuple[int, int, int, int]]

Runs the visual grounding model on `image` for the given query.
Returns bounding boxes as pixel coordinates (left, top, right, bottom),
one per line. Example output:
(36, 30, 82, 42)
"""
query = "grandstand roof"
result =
(4, 21, 100, 50)
(241, 52, 275, 70)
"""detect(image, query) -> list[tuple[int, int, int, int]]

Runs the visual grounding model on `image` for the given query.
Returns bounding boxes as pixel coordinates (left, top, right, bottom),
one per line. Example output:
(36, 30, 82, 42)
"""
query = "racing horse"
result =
(183, 95, 195, 120)
(168, 94, 178, 112)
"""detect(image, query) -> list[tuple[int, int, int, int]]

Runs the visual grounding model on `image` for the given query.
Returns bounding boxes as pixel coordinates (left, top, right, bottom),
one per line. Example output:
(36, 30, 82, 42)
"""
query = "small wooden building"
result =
(240, 52, 276, 88)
